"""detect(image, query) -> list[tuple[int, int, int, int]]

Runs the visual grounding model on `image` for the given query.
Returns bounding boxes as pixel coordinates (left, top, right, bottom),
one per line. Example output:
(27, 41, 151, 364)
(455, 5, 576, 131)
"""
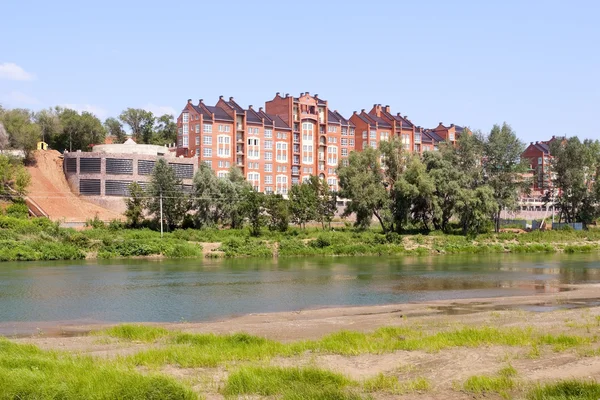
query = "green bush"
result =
(5, 202, 29, 219)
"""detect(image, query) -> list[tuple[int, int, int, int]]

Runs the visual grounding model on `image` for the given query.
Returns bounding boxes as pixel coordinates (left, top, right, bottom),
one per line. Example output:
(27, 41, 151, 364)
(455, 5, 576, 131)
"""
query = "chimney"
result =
(276, 92, 280, 96)
(439, 122, 443, 125)
(385, 105, 390, 113)
(353, 111, 357, 115)
(285, 93, 289, 97)
(397, 112, 401, 116)
(219, 95, 223, 100)
(259, 107, 264, 112)
(535, 141, 539, 144)
(361, 109, 365, 113)
(450, 123, 454, 127)
(315, 93, 319, 98)
(229, 97, 234, 101)
(530, 142, 533, 145)
(187, 99, 192, 104)
(248, 105, 253, 110)
(306, 91, 309, 95)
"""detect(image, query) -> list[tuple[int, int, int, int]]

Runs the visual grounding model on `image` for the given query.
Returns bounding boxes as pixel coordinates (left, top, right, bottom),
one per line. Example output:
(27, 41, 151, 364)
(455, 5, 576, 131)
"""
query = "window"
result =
(264, 129, 272, 138)
(302, 122, 314, 142)
(350, 128, 355, 135)
(217, 135, 231, 157)
(277, 132, 286, 139)
(182, 113, 189, 123)
(203, 136, 212, 145)
(178, 127, 182, 136)
(328, 136, 337, 143)
(302, 144, 313, 164)
(328, 126, 338, 133)
(195, 148, 200, 156)
(414, 133, 421, 143)
(265, 152, 273, 161)
(247, 138, 259, 159)
(328, 168, 335, 175)
(277, 165, 287, 173)
(401, 134, 410, 150)
(203, 124, 212, 133)
(247, 172, 260, 191)
(183, 136, 188, 146)
(276, 175, 288, 195)
(538, 157, 542, 164)
(218, 125, 231, 133)
(380, 131, 390, 141)
(265, 175, 273, 185)
(327, 146, 338, 166)
(449, 132, 455, 141)
(183, 124, 189, 134)
(276, 142, 288, 162)
(342, 159, 349, 167)
(370, 130, 376, 139)
(265, 163, 272, 172)
(341, 148, 348, 157)
(217, 171, 228, 178)
(327, 177, 337, 190)
(204, 160, 212, 168)
(264, 140, 273, 150)
(341, 128, 347, 136)
(370, 140, 376, 148)
(203, 148, 212, 157)
(195, 124, 200, 133)
(341, 138, 348, 146)
(362, 131, 367, 139)
(195, 137, 200, 145)
(349, 139, 354, 146)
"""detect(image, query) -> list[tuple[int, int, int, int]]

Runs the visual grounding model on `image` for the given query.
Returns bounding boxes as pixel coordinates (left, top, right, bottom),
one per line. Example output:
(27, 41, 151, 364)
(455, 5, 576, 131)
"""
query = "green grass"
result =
(0, 339, 197, 400)
(221, 366, 363, 400)
(463, 365, 518, 398)
(97, 324, 171, 342)
(528, 380, 600, 400)
(112, 325, 591, 368)
(363, 373, 430, 394)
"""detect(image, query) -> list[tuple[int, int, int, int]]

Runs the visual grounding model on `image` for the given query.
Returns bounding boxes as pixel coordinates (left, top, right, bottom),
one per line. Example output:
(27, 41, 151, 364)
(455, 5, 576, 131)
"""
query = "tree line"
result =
(0, 105, 178, 160)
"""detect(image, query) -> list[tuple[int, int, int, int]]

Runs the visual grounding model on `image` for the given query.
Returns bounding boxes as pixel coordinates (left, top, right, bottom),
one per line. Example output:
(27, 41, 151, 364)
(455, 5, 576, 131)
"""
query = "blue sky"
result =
(1, 0, 598, 142)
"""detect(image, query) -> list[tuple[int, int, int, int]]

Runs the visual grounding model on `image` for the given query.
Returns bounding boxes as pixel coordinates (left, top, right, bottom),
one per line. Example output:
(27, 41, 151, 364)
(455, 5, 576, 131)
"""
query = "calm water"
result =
(0, 253, 599, 324)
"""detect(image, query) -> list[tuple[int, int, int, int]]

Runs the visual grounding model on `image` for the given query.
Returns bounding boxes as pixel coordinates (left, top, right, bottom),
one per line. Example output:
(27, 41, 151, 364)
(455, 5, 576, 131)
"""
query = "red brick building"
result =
(521, 136, 564, 191)
(177, 93, 469, 194)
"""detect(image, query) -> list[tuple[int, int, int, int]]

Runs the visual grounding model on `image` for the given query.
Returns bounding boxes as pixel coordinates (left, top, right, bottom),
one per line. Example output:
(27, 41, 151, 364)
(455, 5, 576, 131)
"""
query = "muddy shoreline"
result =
(4, 283, 599, 341)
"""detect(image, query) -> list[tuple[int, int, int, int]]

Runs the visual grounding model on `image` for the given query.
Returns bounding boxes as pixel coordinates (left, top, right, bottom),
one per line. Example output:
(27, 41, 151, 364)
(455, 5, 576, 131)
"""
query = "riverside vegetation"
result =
(3, 321, 600, 399)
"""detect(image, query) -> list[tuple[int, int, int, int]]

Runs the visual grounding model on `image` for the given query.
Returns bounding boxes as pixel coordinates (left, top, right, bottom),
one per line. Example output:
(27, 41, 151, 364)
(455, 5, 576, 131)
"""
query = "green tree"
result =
(455, 185, 498, 236)
(119, 108, 155, 143)
(13, 163, 30, 196)
(241, 188, 266, 236)
(191, 163, 220, 227)
(217, 167, 250, 229)
(124, 182, 146, 228)
(147, 159, 189, 230)
(338, 146, 393, 232)
(104, 117, 127, 143)
(549, 137, 600, 223)
(0, 155, 30, 197)
(0, 108, 40, 159)
(34, 108, 62, 145)
(153, 114, 177, 145)
(55, 108, 105, 151)
(0, 122, 8, 150)
(483, 123, 528, 232)
(289, 180, 318, 229)
(264, 193, 289, 232)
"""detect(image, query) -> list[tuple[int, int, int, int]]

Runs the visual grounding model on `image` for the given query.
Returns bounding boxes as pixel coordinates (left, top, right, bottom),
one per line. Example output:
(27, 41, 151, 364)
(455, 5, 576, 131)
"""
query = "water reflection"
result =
(0, 253, 599, 323)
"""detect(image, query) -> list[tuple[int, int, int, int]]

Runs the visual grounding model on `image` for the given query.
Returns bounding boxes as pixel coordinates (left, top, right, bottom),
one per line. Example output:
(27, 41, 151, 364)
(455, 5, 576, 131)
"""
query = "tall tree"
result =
(147, 159, 189, 230)
(191, 163, 220, 227)
(338, 147, 391, 232)
(289, 180, 318, 229)
(119, 108, 154, 143)
(0, 108, 40, 160)
(104, 117, 127, 143)
(55, 108, 105, 151)
(153, 114, 177, 145)
(264, 193, 290, 232)
(124, 182, 146, 228)
(241, 188, 266, 236)
(0, 122, 8, 150)
(34, 108, 62, 144)
(549, 137, 600, 223)
(483, 123, 528, 232)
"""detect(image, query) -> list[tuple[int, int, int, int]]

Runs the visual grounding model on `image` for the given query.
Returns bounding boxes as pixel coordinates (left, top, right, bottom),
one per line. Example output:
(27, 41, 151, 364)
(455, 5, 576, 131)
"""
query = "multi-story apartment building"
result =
(177, 93, 354, 194)
(177, 93, 468, 194)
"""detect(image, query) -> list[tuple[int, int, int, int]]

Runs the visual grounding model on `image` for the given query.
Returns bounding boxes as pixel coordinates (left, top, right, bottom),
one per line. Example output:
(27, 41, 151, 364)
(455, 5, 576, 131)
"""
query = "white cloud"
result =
(0, 91, 40, 106)
(143, 103, 178, 117)
(60, 103, 108, 119)
(0, 63, 35, 81)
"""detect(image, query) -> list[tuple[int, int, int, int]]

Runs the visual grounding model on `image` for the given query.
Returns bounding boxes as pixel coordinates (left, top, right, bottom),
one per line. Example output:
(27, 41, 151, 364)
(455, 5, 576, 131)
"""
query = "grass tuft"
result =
(222, 366, 363, 400)
(528, 380, 600, 400)
(97, 324, 171, 342)
(363, 373, 430, 394)
(463, 365, 518, 398)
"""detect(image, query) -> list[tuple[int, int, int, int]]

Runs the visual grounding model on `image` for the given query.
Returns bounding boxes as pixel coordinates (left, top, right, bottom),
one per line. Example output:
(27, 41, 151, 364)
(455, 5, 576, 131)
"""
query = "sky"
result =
(0, 0, 599, 142)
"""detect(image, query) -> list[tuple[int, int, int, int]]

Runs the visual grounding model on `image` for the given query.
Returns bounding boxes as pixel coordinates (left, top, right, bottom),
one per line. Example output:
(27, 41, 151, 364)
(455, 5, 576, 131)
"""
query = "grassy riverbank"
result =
(7, 298, 600, 400)
(2, 213, 600, 261)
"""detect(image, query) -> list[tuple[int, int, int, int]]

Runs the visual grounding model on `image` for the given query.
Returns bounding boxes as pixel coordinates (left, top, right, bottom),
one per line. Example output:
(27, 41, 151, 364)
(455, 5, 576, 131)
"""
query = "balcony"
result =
(318, 153, 325, 161)
(236, 135, 243, 143)
(291, 168, 300, 176)
(237, 124, 243, 131)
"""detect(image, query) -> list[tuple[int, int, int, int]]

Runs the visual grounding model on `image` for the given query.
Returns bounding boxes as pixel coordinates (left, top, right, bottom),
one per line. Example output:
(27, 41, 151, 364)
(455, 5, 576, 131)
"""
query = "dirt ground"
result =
(9, 284, 600, 399)
(25, 150, 122, 222)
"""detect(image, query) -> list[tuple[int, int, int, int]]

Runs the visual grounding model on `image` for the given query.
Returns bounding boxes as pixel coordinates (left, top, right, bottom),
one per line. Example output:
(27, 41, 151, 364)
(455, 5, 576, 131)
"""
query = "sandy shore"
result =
(7, 284, 600, 399)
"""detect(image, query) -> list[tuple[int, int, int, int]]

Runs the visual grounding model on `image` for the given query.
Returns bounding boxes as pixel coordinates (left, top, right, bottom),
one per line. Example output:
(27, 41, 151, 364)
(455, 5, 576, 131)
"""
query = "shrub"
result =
(5, 202, 29, 219)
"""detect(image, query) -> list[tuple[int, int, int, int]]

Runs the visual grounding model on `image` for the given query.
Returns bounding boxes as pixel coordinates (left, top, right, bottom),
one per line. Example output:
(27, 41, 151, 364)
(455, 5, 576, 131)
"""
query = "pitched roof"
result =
(270, 114, 291, 130)
(191, 104, 213, 121)
(356, 113, 376, 128)
(245, 108, 263, 124)
(368, 114, 392, 128)
(258, 111, 274, 127)
(327, 110, 341, 124)
(332, 110, 351, 125)
(534, 143, 550, 154)
(205, 106, 234, 121)
(226, 99, 245, 113)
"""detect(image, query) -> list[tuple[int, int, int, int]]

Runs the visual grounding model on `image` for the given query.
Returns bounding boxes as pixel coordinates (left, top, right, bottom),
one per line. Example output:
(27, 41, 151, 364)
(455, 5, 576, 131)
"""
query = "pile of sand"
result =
(25, 150, 122, 222)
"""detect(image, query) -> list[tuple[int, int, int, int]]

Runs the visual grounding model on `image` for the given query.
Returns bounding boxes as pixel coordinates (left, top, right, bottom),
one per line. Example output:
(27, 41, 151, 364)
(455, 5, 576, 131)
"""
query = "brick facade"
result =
(177, 93, 469, 194)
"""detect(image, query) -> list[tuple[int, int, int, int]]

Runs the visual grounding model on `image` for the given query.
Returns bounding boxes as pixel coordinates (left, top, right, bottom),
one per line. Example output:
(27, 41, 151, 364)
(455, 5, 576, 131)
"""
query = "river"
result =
(0, 253, 599, 324)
